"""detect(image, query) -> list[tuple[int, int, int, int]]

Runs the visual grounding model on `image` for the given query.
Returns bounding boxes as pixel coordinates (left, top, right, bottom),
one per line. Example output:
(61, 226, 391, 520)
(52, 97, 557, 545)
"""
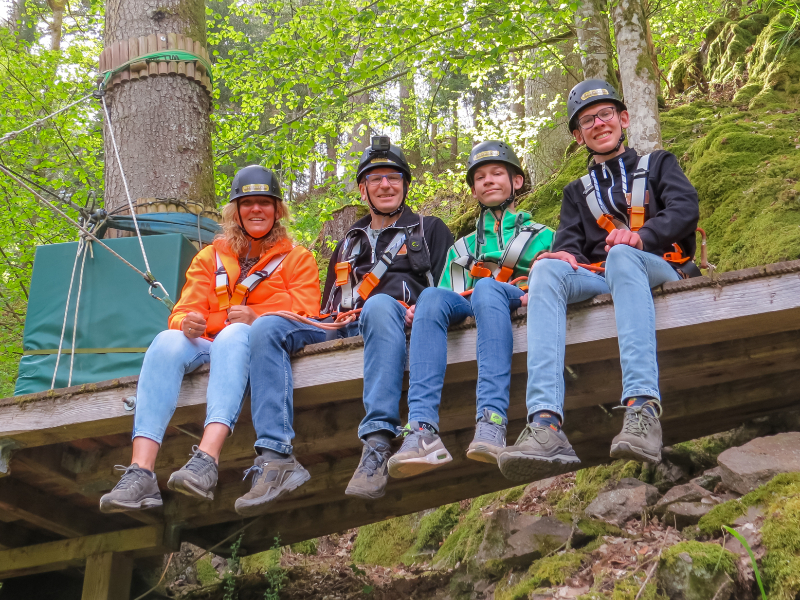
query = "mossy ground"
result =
(553, 460, 642, 512)
(496, 552, 586, 600)
(660, 540, 738, 576)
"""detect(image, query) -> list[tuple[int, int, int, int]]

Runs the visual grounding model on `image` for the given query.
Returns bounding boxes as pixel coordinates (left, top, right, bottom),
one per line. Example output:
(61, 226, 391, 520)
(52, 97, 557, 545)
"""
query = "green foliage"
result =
(290, 538, 318, 555)
(497, 552, 585, 600)
(351, 514, 417, 566)
(196, 555, 222, 587)
(223, 534, 243, 600)
(434, 493, 501, 569)
(401, 503, 460, 563)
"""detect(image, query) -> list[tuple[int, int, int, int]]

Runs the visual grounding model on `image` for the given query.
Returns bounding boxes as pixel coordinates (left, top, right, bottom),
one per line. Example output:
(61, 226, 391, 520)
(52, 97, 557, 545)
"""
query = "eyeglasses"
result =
(577, 106, 617, 130)
(365, 172, 404, 188)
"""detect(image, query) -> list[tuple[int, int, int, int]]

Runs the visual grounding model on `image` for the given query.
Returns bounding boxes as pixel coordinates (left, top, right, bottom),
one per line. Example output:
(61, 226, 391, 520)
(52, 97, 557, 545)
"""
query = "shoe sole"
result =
(234, 468, 311, 517)
(497, 452, 581, 482)
(610, 441, 661, 463)
(99, 497, 163, 514)
(344, 484, 386, 500)
(387, 448, 453, 478)
(167, 475, 215, 501)
(466, 443, 502, 464)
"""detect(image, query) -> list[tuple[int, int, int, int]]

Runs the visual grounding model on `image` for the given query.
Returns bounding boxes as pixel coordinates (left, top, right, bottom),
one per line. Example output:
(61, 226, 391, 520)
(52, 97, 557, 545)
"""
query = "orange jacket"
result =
(168, 237, 320, 338)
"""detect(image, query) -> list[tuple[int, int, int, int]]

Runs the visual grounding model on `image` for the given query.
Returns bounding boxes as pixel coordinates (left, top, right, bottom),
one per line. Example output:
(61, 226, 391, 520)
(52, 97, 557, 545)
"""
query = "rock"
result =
(653, 459, 691, 493)
(585, 480, 660, 526)
(691, 467, 723, 491)
(717, 432, 800, 494)
(658, 543, 736, 600)
(655, 482, 713, 514)
(524, 477, 557, 495)
(475, 509, 585, 569)
(663, 502, 714, 529)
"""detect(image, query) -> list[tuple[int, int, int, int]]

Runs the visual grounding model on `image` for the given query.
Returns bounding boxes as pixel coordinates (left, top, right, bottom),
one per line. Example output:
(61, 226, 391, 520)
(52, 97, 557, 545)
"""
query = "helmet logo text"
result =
(242, 184, 269, 193)
(474, 150, 500, 160)
(370, 158, 390, 163)
(580, 89, 609, 101)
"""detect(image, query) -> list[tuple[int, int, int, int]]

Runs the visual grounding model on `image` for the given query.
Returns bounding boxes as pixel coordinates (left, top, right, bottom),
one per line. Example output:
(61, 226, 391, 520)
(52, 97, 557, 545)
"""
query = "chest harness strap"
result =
(215, 251, 289, 309)
(580, 154, 689, 265)
(335, 230, 407, 310)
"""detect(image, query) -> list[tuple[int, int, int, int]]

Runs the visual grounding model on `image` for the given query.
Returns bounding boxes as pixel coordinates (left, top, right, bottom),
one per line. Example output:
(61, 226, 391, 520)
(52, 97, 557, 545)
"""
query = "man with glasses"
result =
(237, 138, 452, 514)
(497, 80, 700, 482)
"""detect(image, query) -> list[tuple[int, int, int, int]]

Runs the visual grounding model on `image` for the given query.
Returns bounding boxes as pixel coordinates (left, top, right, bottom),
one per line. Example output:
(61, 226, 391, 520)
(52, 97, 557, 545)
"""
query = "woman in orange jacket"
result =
(100, 166, 320, 513)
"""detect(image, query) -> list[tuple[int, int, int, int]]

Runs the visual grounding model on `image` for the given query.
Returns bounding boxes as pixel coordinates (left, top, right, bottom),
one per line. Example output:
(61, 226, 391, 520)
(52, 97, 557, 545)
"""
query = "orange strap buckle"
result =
(470, 262, 493, 279)
(629, 206, 645, 232)
(230, 283, 248, 306)
(596, 214, 616, 234)
(495, 266, 514, 283)
(335, 262, 352, 287)
(357, 272, 380, 300)
(663, 244, 690, 264)
(215, 285, 230, 310)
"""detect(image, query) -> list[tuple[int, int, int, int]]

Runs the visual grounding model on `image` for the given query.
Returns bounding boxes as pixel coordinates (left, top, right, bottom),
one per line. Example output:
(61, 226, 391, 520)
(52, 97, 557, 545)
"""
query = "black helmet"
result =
(567, 79, 626, 132)
(466, 141, 524, 188)
(356, 136, 412, 184)
(230, 165, 283, 203)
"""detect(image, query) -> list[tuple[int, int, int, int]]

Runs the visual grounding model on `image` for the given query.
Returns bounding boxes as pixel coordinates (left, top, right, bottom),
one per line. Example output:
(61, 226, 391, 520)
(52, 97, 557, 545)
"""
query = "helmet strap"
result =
(237, 201, 272, 242)
(586, 132, 626, 158)
(477, 168, 516, 214)
(364, 180, 407, 218)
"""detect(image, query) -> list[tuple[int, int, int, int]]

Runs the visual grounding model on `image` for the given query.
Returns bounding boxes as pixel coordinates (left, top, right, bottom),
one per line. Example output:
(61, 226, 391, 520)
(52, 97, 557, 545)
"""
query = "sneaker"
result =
(497, 423, 581, 482)
(345, 439, 392, 499)
(234, 454, 310, 517)
(99, 464, 163, 513)
(167, 445, 218, 501)
(610, 401, 663, 463)
(466, 409, 507, 464)
(387, 422, 452, 479)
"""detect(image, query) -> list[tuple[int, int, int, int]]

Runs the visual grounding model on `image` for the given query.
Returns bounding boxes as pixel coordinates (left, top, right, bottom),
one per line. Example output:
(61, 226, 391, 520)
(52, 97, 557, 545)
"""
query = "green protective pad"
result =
(15, 234, 197, 395)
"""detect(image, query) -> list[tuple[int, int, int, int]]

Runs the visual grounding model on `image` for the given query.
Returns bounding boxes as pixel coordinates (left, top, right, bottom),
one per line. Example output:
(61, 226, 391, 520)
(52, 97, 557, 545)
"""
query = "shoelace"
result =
(613, 402, 663, 436)
(515, 423, 551, 446)
(242, 462, 264, 482)
(475, 420, 504, 443)
(356, 442, 390, 476)
(112, 464, 148, 491)
(182, 445, 213, 475)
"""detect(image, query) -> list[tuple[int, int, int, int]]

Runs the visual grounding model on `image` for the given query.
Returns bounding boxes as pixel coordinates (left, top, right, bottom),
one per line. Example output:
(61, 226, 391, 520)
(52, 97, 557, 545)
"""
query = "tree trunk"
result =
(612, 0, 662, 152)
(509, 56, 526, 121)
(471, 89, 482, 147)
(103, 0, 214, 215)
(47, 0, 65, 51)
(525, 43, 581, 186)
(449, 103, 458, 161)
(574, 0, 619, 88)
(324, 133, 338, 182)
(431, 121, 439, 173)
(308, 159, 316, 190)
(398, 72, 421, 169)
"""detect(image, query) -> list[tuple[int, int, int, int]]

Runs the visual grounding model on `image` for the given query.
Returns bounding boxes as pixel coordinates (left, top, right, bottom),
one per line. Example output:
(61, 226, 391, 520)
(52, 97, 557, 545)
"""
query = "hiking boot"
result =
(234, 454, 310, 517)
(610, 401, 663, 463)
(466, 409, 507, 464)
(167, 446, 218, 501)
(387, 422, 452, 479)
(99, 464, 163, 513)
(345, 438, 393, 500)
(497, 423, 581, 482)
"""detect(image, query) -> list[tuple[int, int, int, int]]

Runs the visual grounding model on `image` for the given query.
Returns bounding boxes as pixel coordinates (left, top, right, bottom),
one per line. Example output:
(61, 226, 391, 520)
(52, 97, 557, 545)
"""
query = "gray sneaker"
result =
(345, 439, 392, 499)
(99, 464, 163, 513)
(497, 423, 581, 482)
(167, 446, 218, 501)
(466, 409, 507, 464)
(610, 401, 663, 463)
(234, 454, 310, 517)
(387, 422, 452, 479)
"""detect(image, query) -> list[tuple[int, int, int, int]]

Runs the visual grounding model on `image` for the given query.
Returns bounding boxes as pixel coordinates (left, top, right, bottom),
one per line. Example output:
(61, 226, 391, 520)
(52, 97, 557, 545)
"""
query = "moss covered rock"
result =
(657, 541, 737, 600)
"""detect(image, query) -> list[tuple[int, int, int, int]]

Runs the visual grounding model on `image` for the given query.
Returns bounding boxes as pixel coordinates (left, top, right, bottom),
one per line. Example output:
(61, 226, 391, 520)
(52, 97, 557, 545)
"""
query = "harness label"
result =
(474, 150, 500, 159)
(581, 88, 609, 100)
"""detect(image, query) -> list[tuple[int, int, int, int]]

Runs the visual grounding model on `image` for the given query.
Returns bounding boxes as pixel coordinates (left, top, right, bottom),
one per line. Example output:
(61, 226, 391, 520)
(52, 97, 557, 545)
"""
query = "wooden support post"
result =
(81, 552, 133, 600)
(0, 439, 15, 477)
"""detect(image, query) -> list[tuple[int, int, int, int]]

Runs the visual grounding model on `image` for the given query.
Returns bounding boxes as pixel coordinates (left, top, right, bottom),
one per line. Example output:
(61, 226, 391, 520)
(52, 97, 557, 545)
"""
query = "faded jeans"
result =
(526, 245, 681, 423)
(133, 324, 251, 443)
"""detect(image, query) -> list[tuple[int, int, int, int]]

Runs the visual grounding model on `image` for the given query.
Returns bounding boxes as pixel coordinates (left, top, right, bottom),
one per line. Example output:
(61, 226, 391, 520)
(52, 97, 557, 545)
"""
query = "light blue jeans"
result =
(526, 245, 681, 422)
(407, 278, 525, 429)
(133, 324, 251, 443)
(248, 293, 408, 454)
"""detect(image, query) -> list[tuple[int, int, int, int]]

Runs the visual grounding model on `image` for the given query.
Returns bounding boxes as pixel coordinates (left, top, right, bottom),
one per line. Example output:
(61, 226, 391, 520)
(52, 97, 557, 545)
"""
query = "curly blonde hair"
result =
(216, 198, 291, 257)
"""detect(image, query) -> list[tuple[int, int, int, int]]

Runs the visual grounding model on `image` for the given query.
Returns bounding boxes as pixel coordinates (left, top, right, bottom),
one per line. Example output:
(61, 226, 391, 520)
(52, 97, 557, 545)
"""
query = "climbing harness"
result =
(214, 251, 288, 310)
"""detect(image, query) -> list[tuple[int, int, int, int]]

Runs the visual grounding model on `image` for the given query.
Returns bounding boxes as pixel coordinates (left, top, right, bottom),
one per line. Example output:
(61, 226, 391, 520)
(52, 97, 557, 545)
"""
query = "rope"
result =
(0, 93, 94, 146)
(0, 162, 90, 218)
(0, 164, 175, 310)
(68, 241, 90, 387)
(51, 240, 84, 389)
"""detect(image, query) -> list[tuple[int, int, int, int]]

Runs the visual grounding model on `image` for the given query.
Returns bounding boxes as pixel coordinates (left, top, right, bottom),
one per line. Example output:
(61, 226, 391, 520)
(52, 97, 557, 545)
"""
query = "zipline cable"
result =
(0, 164, 175, 310)
(0, 162, 91, 218)
(0, 93, 94, 146)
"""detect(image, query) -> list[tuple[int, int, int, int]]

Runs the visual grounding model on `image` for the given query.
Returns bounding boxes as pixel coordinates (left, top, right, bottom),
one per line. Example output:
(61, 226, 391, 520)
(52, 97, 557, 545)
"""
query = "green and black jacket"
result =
(438, 207, 554, 293)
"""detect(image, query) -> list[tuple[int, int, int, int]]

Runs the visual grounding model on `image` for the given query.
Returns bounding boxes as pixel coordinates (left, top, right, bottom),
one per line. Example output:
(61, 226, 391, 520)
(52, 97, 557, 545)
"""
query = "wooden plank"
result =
(0, 521, 47, 550)
(119, 39, 129, 82)
(0, 525, 164, 579)
(81, 552, 133, 600)
(127, 38, 139, 81)
(157, 34, 168, 75)
(185, 37, 195, 80)
(147, 34, 158, 77)
(176, 34, 186, 77)
(167, 33, 178, 75)
(137, 36, 149, 78)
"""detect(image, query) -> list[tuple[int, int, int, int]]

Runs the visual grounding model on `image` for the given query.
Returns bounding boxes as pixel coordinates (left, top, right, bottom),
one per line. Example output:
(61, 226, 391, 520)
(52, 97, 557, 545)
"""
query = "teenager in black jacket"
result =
(497, 80, 700, 482)
(236, 139, 453, 516)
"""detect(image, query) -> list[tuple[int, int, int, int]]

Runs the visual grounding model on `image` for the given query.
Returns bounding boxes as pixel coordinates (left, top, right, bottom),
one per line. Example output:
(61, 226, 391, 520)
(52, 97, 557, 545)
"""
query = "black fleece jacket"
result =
(322, 205, 454, 312)
(553, 147, 700, 265)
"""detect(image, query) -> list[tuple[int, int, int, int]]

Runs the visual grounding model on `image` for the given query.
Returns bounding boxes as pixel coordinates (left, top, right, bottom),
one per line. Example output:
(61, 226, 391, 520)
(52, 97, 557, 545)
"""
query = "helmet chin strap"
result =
(586, 132, 626, 157)
(237, 201, 272, 241)
(365, 181, 408, 219)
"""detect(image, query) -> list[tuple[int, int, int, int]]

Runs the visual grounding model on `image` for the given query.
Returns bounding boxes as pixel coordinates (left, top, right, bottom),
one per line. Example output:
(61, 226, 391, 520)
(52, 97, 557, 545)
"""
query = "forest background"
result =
(0, 0, 798, 397)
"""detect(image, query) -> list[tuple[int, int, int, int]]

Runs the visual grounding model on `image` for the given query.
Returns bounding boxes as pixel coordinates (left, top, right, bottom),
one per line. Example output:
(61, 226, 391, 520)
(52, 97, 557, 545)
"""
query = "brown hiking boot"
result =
(234, 454, 310, 517)
(610, 401, 663, 463)
(345, 438, 392, 500)
(497, 423, 581, 482)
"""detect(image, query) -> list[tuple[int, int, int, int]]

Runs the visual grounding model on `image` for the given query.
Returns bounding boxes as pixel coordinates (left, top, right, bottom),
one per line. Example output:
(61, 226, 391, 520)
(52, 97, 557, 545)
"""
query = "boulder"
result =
(663, 502, 714, 529)
(717, 432, 800, 494)
(658, 543, 737, 600)
(585, 479, 660, 526)
(691, 467, 723, 492)
(475, 509, 585, 569)
(654, 482, 713, 514)
(653, 459, 691, 493)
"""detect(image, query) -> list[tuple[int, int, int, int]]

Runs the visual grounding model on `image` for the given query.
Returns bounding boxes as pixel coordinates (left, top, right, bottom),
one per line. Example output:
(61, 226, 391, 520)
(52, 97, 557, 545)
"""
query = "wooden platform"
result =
(2, 261, 800, 588)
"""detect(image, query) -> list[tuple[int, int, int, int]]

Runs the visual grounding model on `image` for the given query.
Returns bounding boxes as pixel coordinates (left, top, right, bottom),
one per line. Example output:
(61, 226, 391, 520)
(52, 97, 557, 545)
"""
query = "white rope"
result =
(0, 93, 94, 146)
(68, 241, 90, 387)
(100, 94, 152, 275)
(51, 239, 84, 389)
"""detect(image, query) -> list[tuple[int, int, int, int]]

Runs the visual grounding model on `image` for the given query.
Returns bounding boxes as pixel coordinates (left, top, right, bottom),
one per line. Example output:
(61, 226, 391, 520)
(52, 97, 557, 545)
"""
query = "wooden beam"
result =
(0, 525, 165, 579)
(2, 262, 799, 450)
(81, 552, 133, 600)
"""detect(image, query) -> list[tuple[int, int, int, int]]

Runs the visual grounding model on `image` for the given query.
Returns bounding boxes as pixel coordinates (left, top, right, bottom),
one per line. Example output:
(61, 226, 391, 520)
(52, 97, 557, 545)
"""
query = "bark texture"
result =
(103, 0, 213, 214)
(47, 0, 65, 51)
(574, 0, 619, 87)
(525, 44, 581, 186)
(612, 0, 662, 152)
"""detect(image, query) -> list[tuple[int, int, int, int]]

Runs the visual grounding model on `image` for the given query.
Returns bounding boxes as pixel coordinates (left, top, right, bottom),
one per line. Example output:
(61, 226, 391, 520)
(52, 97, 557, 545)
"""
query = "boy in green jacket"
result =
(387, 141, 554, 478)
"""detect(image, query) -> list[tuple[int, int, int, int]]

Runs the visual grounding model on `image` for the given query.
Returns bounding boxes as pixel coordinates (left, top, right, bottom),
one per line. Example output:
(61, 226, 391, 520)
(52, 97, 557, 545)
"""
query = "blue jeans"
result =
(526, 245, 681, 422)
(249, 294, 408, 453)
(133, 324, 251, 444)
(407, 278, 525, 429)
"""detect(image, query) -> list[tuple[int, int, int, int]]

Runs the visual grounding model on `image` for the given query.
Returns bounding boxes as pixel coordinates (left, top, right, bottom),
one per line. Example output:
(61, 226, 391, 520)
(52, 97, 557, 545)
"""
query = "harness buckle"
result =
(629, 206, 646, 232)
(215, 285, 230, 310)
(496, 266, 514, 283)
(596, 214, 616, 234)
(335, 262, 352, 287)
(663, 244, 691, 264)
(469, 262, 493, 279)
(357, 272, 380, 300)
(230, 283, 248, 306)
